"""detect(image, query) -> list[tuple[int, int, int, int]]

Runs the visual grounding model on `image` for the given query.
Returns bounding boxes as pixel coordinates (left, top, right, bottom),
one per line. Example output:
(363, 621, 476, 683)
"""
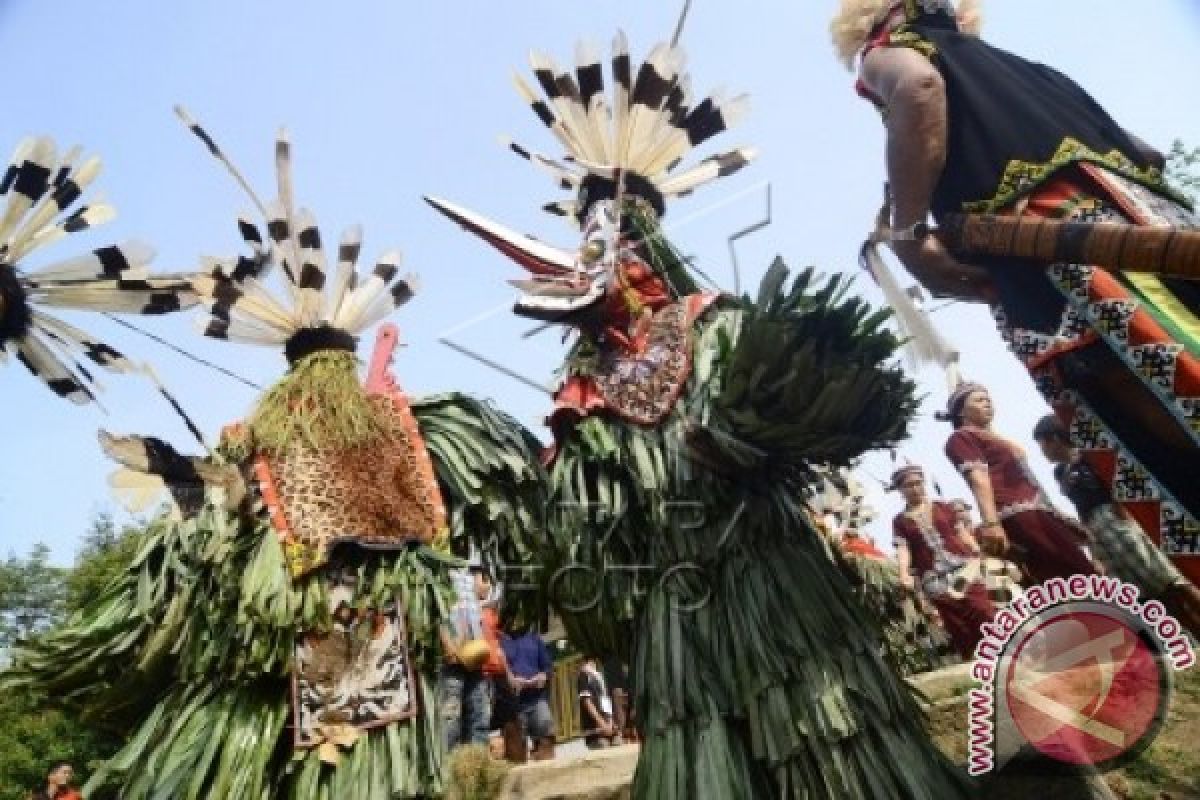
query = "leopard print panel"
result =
(257, 393, 444, 577)
(593, 301, 692, 426)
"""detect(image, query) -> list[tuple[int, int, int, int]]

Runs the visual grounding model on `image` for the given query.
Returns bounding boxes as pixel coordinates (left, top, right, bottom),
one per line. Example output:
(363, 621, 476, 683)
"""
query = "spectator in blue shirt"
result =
(499, 626, 556, 760)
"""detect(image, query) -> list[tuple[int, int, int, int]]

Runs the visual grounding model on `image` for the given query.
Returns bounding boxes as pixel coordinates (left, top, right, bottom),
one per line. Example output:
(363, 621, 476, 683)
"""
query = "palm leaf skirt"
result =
(542, 265, 967, 799)
(3, 500, 456, 799)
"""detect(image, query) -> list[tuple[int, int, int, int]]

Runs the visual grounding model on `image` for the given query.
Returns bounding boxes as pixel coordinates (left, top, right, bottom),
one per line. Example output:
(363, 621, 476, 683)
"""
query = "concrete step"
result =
(498, 743, 639, 800)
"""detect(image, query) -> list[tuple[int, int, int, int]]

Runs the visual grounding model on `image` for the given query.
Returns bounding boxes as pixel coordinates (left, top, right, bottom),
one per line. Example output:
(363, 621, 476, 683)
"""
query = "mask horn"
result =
(424, 195, 574, 277)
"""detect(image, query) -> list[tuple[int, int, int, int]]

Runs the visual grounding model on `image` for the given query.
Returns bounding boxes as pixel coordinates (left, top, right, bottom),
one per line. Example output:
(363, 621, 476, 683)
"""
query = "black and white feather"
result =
(99, 429, 245, 517)
(0, 136, 198, 404)
(176, 107, 418, 347)
(507, 31, 757, 217)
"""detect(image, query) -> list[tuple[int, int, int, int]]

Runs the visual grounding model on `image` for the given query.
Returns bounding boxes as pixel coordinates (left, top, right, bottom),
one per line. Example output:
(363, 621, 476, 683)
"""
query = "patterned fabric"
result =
(945, 427, 1097, 583)
(892, 502, 971, 597)
(1084, 504, 1183, 598)
(593, 301, 692, 426)
(990, 169, 1200, 575)
(944, 428, 1052, 515)
(255, 393, 446, 577)
(963, 137, 1181, 214)
(549, 293, 718, 433)
(293, 566, 417, 748)
(904, 0, 955, 18)
(891, 503, 1003, 659)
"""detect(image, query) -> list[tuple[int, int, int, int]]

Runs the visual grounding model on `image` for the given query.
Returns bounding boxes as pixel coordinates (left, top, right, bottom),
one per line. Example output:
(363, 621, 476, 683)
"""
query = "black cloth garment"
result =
(1054, 460, 1113, 521)
(890, 11, 1182, 333)
(901, 14, 1156, 221)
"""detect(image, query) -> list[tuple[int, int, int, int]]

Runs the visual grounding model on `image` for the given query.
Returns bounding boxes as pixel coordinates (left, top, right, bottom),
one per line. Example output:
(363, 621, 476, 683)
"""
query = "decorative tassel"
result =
(859, 239, 960, 382)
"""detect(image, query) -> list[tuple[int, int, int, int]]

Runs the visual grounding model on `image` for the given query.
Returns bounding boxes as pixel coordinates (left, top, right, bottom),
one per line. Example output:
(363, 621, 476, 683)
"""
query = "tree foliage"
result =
(0, 516, 144, 800)
(0, 688, 120, 800)
(0, 544, 65, 656)
(1166, 139, 1200, 204)
(64, 514, 145, 616)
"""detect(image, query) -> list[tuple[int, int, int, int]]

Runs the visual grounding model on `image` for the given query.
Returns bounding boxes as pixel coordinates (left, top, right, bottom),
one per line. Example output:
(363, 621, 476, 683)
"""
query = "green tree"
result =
(0, 517, 144, 799)
(1166, 139, 1200, 204)
(64, 514, 144, 615)
(0, 688, 120, 800)
(0, 544, 66, 655)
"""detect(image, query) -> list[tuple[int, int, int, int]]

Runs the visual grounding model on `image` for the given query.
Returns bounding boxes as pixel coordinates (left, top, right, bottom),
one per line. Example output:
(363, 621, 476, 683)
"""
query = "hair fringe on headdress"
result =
(957, 0, 984, 35)
(830, 0, 892, 70)
(831, 0, 983, 70)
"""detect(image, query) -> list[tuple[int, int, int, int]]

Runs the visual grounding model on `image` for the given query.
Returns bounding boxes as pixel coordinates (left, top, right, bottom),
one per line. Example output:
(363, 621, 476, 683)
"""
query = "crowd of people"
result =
(438, 562, 634, 766)
(883, 381, 1200, 662)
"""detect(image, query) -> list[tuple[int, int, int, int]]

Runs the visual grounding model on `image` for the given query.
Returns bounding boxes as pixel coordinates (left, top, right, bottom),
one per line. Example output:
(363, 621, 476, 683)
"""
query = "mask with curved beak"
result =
(427, 31, 758, 326)
(425, 194, 627, 324)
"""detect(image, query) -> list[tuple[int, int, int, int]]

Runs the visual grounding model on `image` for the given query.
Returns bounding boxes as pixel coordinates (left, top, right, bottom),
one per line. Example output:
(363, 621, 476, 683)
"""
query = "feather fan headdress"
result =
(0, 136, 197, 404)
(426, 32, 757, 321)
(504, 30, 757, 220)
(175, 107, 417, 452)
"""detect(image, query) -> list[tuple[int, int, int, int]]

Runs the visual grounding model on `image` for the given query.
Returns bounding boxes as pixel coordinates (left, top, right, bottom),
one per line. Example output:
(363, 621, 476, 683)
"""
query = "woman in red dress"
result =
(891, 464, 996, 658)
(941, 383, 1097, 584)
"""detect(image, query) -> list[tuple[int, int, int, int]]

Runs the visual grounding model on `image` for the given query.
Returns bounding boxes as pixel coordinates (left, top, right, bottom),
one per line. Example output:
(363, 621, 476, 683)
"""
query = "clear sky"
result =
(1, 1, 1198, 564)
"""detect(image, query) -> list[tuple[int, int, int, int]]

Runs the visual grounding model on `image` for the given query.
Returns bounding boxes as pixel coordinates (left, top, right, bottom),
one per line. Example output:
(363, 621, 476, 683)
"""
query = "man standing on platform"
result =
(834, 0, 1200, 588)
(500, 625, 556, 760)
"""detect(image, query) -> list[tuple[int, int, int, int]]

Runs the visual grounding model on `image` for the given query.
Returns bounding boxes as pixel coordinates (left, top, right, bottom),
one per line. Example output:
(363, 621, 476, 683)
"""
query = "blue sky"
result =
(1, 1, 1198, 564)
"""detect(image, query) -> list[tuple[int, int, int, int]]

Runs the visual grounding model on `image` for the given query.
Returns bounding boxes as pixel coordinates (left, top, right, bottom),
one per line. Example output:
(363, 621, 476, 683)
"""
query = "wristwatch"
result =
(889, 221, 931, 242)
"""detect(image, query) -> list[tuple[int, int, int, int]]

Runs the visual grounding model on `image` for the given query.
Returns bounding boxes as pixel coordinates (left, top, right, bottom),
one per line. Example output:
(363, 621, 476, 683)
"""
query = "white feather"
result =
(324, 224, 362, 323)
(29, 239, 156, 281)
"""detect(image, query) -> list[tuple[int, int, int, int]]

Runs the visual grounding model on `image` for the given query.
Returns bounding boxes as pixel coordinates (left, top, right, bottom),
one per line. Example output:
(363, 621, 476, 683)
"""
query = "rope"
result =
(102, 313, 263, 391)
(671, 0, 695, 46)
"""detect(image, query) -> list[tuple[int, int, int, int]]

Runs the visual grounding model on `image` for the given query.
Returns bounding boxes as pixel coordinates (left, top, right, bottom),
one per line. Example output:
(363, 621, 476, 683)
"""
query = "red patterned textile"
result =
(993, 169, 1200, 586)
(945, 427, 1096, 584)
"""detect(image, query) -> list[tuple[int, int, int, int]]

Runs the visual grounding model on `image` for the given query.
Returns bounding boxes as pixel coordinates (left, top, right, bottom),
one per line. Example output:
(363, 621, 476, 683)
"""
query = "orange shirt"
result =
(480, 607, 506, 677)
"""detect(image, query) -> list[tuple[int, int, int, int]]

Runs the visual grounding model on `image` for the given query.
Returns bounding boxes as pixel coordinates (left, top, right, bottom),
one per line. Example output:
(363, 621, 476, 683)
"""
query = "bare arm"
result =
(894, 540, 915, 590)
(860, 46, 994, 301)
(439, 628, 460, 664)
(861, 46, 947, 231)
(952, 517, 982, 554)
(582, 697, 608, 731)
(963, 468, 1008, 555)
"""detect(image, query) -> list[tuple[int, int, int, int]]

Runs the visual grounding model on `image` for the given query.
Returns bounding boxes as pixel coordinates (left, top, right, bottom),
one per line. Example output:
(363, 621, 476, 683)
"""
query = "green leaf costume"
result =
(427, 30, 971, 799)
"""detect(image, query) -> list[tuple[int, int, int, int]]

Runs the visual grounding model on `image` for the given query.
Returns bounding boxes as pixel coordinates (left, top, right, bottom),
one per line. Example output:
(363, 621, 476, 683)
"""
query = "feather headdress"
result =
(176, 107, 416, 355)
(504, 31, 757, 220)
(0, 136, 197, 404)
(175, 108, 418, 452)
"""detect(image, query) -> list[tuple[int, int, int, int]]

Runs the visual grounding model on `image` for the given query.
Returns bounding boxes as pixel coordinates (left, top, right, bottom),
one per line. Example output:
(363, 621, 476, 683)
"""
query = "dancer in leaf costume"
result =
(0, 135, 196, 404)
(812, 470, 953, 676)
(428, 32, 968, 799)
(1, 113, 545, 800)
